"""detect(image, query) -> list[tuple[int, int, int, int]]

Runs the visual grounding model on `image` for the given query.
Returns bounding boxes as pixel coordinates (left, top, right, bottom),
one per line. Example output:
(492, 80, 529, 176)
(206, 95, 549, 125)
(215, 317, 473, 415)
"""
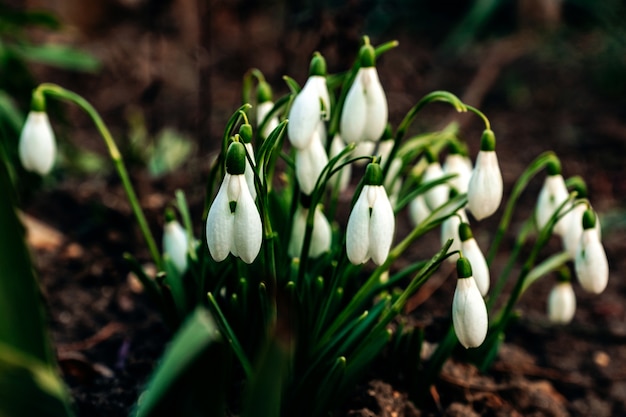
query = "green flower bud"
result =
(309, 52, 327, 77)
(582, 208, 596, 230)
(239, 123, 253, 143)
(568, 176, 588, 199)
(359, 43, 376, 68)
(257, 80, 273, 104)
(479, 129, 496, 152)
(456, 256, 473, 279)
(164, 207, 177, 223)
(546, 155, 562, 176)
(31, 89, 46, 112)
(458, 222, 473, 242)
(364, 162, 383, 186)
(226, 141, 246, 175)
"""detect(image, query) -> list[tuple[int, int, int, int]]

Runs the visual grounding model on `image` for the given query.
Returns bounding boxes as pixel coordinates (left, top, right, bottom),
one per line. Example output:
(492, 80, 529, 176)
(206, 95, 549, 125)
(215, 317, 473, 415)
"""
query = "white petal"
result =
(328, 134, 352, 193)
(409, 194, 431, 227)
(243, 142, 257, 200)
(441, 210, 467, 262)
(206, 175, 234, 262)
(288, 77, 324, 149)
(340, 70, 367, 144)
(422, 162, 449, 210)
(310, 206, 332, 258)
(19, 111, 56, 175)
(535, 174, 569, 235)
(361, 67, 388, 142)
(346, 188, 371, 264)
(311, 75, 331, 121)
(257, 101, 279, 139)
(548, 282, 576, 324)
(352, 141, 377, 166)
(467, 151, 503, 220)
(369, 186, 395, 265)
(575, 229, 609, 294)
(561, 204, 584, 259)
(461, 238, 490, 296)
(233, 175, 263, 264)
(443, 154, 473, 194)
(295, 129, 328, 195)
(452, 277, 488, 349)
(164, 220, 189, 274)
(288, 207, 307, 258)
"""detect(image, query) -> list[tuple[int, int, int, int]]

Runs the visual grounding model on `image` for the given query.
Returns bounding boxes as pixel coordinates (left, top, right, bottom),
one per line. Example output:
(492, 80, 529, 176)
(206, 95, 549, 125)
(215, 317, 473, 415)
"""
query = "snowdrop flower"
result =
(288, 203, 332, 259)
(575, 209, 609, 294)
(206, 141, 262, 264)
(453, 257, 488, 349)
(19, 110, 57, 175)
(256, 80, 279, 140)
(239, 123, 257, 200)
(340, 41, 388, 144)
(295, 125, 328, 195)
(422, 150, 449, 211)
(467, 129, 503, 220)
(535, 157, 569, 235)
(441, 205, 468, 262)
(287, 53, 330, 149)
(352, 141, 377, 166)
(346, 162, 395, 265)
(328, 134, 352, 193)
(163, 210, 189, 274)
(459, 222, 490, 296)
(548, 280, 576, 324)
(443, 143, 473, 194)
(409, 194, 430, 227)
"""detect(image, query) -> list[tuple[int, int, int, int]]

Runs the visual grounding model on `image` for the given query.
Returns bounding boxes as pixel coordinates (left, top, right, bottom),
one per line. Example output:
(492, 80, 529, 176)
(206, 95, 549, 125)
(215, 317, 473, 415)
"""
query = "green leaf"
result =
(0, 90, 25, 134)
(133, 308, 225, 417)
(10, 43, 100, 72)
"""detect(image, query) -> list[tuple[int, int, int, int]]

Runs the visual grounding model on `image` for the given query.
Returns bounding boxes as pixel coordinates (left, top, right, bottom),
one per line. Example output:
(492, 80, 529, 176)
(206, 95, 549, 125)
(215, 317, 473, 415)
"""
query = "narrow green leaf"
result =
(11, 43, 100, 72)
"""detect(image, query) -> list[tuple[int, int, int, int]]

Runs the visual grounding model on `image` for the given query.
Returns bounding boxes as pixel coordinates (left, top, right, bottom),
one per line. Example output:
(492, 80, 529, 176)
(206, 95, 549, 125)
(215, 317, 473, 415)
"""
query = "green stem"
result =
(37, 83, 162, 269)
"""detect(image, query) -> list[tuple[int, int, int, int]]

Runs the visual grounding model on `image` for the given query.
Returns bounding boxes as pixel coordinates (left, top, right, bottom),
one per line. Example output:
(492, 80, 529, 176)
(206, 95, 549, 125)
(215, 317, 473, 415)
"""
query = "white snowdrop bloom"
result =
(243, 142, 257, 200)
(257, 101, 279, 140)
(575, 210, 609, 294)
(295, 125, 328, 195)
(535, 158, 569, 235)
(441, 208, 468, 263)
(562, 202, 602, 259)
(548, 281, 576, 324)
(409, 194, 431, 227)
(163, 218, 188, 274)
(467, 130, 502, 220)
(459, 222, 490, 296)
(346, 163, 395, 265)
(19, 111, 57, 175)
(422, 160, 449, 211)
(206, 142, 262, 264)
(340, 62, 388, 143)
(352, 141, 377, 166)
(328, 134, 352, 193)
(443, 153, 473, 194)
(453, 257, 488, 349)
(287, 204, 332, 259)
(287, 54, 330, 149)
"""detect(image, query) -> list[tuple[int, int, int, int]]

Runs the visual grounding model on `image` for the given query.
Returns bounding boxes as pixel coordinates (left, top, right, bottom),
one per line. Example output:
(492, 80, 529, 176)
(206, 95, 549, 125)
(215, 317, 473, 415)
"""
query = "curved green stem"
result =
(36, 83, 162, 269)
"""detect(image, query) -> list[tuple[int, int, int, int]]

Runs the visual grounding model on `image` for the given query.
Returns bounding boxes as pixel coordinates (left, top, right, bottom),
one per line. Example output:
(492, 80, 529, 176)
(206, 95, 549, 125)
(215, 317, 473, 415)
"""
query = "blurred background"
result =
(3, 0, 626, 416)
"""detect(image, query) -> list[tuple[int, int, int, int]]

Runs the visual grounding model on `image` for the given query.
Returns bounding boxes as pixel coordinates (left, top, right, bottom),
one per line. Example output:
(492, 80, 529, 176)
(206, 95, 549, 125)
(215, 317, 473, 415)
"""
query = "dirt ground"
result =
(15, 1, 626, 416)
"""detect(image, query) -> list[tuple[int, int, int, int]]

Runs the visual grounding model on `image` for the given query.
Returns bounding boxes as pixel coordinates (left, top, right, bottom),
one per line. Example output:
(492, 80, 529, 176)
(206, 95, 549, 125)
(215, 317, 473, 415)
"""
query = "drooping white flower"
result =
(346, 163, 395, 265)
(441, 207, 468, 262)
(352, 141, 377, 166)
(443, 152, 473, 195)
(409, 194, 430, 227)
(287, 53, 330, 149)
(453, 257, 488, 349)
(422, 158, 449, 211)
(295, 125, 328, 195)
(340, 43, 387, 144)
(535, 158, 569, 235)
(575, 209, 608, 294)
(19, 111, 57, 175)
(163, 216, 189, 274)
(548, 281, 576, 324)
(328, 134, 352, 193)
(256, 81, 280, 140)
(288, 204, 332, 259)
(459, 222, 490, 296)
(206, 142, 262, 264)
(467, 130, 503, 221)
